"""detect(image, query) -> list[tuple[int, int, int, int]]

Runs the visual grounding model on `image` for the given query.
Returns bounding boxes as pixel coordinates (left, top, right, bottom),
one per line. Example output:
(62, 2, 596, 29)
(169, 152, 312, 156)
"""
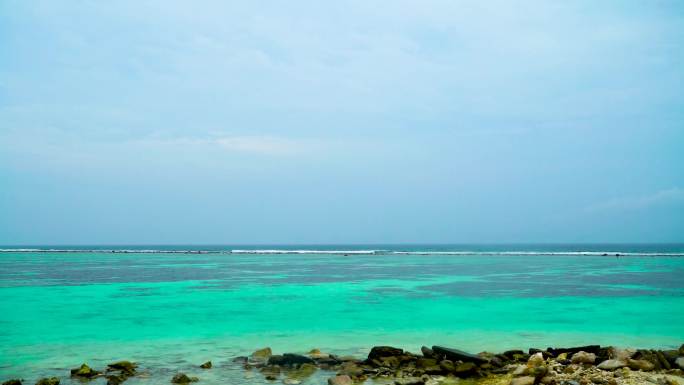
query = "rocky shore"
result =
(3, 344, 684, 385)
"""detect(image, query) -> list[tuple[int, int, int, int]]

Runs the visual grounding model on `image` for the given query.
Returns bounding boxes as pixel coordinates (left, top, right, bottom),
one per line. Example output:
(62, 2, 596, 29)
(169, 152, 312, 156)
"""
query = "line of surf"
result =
(0, 248, 683, 256)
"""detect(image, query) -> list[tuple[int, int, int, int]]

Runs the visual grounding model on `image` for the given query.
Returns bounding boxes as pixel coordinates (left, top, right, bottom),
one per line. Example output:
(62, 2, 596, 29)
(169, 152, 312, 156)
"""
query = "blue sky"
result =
(1, 0, 683, 244)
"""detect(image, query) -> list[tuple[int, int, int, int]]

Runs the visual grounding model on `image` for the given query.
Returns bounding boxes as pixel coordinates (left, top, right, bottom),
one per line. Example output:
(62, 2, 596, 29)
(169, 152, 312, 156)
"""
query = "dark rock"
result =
(548, 345, 600, 357)
(489, 356, 504, 367)
(35, 378, 59, 385)
(453, 362, 477, 378)
(368, 346, 403, 361)
(3, 380, 22, 385)
(105, 375, 125, 385)
(107, 361, 137, 375)
(661, 350, 679, 365)
(170, 373, 198, 384)
(438, 360, 455, 372)
(656, 351, 671, 370)
(420, 347, 434, 358)
(431, 346, 487, 364)
(265, 375, 277, 381)
(232, 356, 248, 363)
(503, 350, 525, 358)
(71, 364, 101, 378)
(633, 349, 661, 370)
(680, 344, 684, 355)
(199, 361, 211, 369)
(528, 348, 543, 355)
(268, 354, 314, 367)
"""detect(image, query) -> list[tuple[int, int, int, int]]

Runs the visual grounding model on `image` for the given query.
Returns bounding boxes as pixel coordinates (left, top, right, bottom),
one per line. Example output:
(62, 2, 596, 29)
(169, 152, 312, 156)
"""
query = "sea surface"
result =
(1, 244, 684, 384)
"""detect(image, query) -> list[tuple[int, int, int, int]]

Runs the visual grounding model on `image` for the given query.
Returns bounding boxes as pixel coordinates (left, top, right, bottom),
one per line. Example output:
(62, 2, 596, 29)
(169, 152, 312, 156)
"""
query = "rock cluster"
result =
(240, 344, 684, 385)
(3, 343, 682, 385)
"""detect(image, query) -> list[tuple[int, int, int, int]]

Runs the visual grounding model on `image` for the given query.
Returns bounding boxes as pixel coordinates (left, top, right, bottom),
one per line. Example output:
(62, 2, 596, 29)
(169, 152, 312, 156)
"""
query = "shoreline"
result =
(4, 344, 684, 385)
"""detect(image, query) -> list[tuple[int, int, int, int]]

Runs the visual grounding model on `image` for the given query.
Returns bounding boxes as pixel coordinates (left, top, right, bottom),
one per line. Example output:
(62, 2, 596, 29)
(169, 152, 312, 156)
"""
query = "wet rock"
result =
(656, 350, 671, 370)
(35, 378, 59, 385)
(394, 377, 424, 385)
(327, 375, 352, 385)
(368, 346, 404, 360)
(571, 351, 596, 365)
(548, 345, 601, 357)
(284, 363, 317, 380)
(3, 380, 22, 385)
(661, 350, 679, 365)
(627, 358, 655, 371)
(170, 373, 198, 384)
(233, 356, 248, 363)
(421, 347, 435, 358)
(265, 375, 277, 381)
(283, 379, 301, 385)
(431, 346, 487, 364)
(597, 359, 627, 370)
(105, 375, 125, 385)
(107, 361, 137, 375)
(252, 347, 273, 362)
(71, 364, 101, 378)
(680, 344, 684, 355)
(453, 362, 477, 378)
(268, 354, 314, 367)
(308, 349, 329, 359)
(199, 361, 212, 369)
(510, 376, 535, 385)
(675, 357, 684, 370)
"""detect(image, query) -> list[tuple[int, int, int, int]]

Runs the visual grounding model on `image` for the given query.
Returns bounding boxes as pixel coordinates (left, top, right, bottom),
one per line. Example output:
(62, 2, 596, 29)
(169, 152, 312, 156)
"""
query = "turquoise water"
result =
(1, 245, 684, 384)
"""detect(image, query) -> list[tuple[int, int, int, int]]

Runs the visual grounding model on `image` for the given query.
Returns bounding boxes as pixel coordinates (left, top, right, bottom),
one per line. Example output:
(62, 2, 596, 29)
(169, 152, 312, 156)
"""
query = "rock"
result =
(453, 362, 477, 378)
(107, 361, 137, 375)
(337, 361, 363, 377)
(607, 347, 635, 361)
(548, 345, 601, 357)
(680, 344, 684, 355)
(283, 380, 301, 385)
(170, 373, 198, 384)
(3, 380, 22, 385)
(675, 357, 684, 370)
(252, 347, 273, 361)
(431, 346, 487, 364)
(199, 361, 211, 369)
(597, 359, 627, 370)
(35, 378, 59, 385)
(421, 346, 435, 358)
(307, 349, 329, 359)
(265, 375, 277, 381)
(510, 376, 535, 385)
(71, 364, 101, 378)
(662, 350, 680, 365)
(626, 358, 654, 371)
(268, 354, 314, 367)
(394, 378, 424, 385)
(528, 352, 545, 367)
(233, 356, 248, 363)
(656, 350, 671, 369)
(105, 375, 125, 385)
(368, 346, 404, 360)
(571, 351, 596, 364)
(327, 375, 352, 385)
(284, 363, 317, 380)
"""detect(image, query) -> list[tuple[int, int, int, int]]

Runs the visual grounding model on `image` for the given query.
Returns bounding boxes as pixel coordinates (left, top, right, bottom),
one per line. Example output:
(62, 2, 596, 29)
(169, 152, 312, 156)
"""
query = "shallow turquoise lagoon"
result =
(1, 248, 683, 383)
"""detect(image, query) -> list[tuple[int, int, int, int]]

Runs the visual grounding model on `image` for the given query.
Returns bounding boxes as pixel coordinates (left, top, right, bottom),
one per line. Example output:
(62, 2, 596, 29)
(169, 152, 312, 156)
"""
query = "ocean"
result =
(1, 244, 683, 384)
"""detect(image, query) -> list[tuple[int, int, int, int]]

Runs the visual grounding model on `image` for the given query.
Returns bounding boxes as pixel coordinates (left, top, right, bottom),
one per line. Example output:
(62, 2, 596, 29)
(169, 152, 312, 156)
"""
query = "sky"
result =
(1, 0, 683, 245)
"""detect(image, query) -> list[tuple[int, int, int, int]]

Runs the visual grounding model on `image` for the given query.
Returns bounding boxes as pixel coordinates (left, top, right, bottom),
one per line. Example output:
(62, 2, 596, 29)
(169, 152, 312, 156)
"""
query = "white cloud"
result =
(585, 188, 684, 212)
(213, 135, 307, 155)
